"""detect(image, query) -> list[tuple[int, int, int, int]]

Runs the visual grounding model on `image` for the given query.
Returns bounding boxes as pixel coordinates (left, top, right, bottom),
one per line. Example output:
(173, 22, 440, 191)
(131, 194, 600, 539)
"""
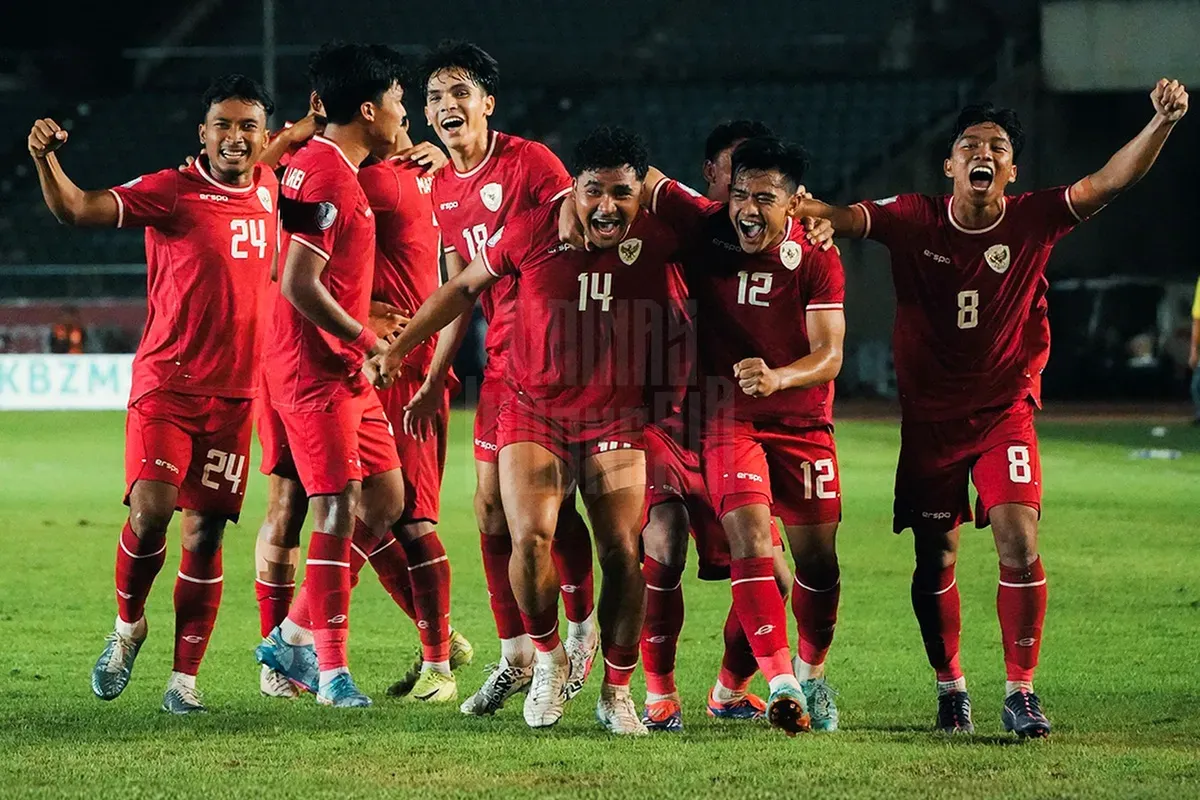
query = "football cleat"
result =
(641, 697, 684, 733)
(260, 664, 300, 698)
(409, 668, 457, 703)
(386, 652, 423, 698)
(766, 684, 811, 736)
(801, 678, 840, 732)
(449, 629, 475, 671)
(1002, 689, 1050, 739)
(254, 625, 318, 694)
(564, 630, 598, 701)
(937, 690, 975, 734)
(316, 672, 372, 708)
(523, 656, 569, 728)
(706, 687, 767, 720)
(162, 681, 207, 715)
(596, 686, 650, 736)
(459, 659, 533, 716)
(91, 628, 145, 701)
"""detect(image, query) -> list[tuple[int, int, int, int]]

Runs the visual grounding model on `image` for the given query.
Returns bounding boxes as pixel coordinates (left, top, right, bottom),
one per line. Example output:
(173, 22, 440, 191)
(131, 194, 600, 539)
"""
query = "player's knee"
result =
(509, 517, 554, 558)
(128, 504, 173, 539)
(596, 535, 641, 577)
(722, 506, 774, 559)
(181, 516, 225, 554)
(642, 503, 688, 566)
(991, 504, 1039, 566)
(475, 491, 508, 537)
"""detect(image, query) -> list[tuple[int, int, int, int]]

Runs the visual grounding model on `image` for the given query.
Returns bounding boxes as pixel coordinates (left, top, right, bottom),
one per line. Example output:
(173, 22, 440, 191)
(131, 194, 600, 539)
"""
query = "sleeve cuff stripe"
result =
(651, 178, 669, 213)
(291, 235, 331, 261)
(108, 189, 125, 228)
(481, 248, 502, 278)
(851, 202, 871, 237)
(806, 303, 844, 310)
(1064, 185, 1084, 222)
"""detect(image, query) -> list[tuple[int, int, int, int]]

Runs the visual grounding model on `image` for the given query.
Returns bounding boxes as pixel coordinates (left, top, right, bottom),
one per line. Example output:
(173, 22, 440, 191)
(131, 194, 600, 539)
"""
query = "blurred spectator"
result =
(1190, 277, 1200, 424)
(49, 305, 85, 354)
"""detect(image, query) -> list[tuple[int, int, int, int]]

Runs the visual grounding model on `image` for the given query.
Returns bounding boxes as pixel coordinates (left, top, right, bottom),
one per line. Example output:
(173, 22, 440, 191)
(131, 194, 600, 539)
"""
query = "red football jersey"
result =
(265, 135, 376, 411)
(481, 199, 678, 424)
(653, 179, 845, 427)
(432, 131, 571, 381)
(109, 158, 278, 404)
(853, 188, 1084, 421)
(359, 157, 441, 374)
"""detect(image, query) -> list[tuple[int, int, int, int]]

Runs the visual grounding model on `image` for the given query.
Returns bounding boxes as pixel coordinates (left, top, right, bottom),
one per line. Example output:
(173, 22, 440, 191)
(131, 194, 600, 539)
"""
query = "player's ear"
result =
(786, 191, 803, 218)
(197, 123, 205, 145)
(360, 100, 376, 123)
(701, 160, 716, 187)
(482, 94, 496, 118)
(943, 157, 953, 179)
(1009, 163, 1018, 185)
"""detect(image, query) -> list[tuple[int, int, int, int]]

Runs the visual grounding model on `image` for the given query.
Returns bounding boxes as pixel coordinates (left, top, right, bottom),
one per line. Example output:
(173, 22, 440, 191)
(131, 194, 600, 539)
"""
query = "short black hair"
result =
(572, 126, 649, 180)
(201, 74, 274, 120)
(948, 103, 1025, 159)
(730, 136, 810, 194)
(705, 119, 775, 163)
(418, 40, 500, 98)
(307, 42, 405, 125)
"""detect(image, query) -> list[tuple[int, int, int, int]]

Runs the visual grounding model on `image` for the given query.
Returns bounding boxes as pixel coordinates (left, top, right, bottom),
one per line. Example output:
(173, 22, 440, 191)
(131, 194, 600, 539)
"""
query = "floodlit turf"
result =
(2, 410, 1198, 799)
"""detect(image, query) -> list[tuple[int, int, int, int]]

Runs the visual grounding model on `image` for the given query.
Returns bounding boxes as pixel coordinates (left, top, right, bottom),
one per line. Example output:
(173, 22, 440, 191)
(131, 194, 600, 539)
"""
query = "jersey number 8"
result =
(957, 290, 979, 329)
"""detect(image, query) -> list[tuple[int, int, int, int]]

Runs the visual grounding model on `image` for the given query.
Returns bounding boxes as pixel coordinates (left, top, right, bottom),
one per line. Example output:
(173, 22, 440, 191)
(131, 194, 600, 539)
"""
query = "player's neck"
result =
(202, 154, 253, 188)
(321, 124, 372, 170)
(950, 194, 1004, 230)
(450, 128, 492, 173)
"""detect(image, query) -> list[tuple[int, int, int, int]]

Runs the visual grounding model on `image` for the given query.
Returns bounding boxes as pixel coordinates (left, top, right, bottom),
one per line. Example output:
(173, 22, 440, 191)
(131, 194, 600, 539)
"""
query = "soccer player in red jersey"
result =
(644, 137, 847, 736)
(251, 43, 415, 708)
(28, 75, 278, 714)
(408, 41, 599, 716)
(796, 79, 1189, 737)
(382, 127, 677, 735)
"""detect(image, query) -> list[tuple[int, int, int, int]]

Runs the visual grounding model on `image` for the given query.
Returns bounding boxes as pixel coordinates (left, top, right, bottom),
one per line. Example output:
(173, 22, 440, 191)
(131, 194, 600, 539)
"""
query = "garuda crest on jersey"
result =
(480, 182, 503, 212)
(779, 240, 802, 271)
(618, 238, 642, 265)
(984, 243, 1010, 274)
(256, 186, 274, 213)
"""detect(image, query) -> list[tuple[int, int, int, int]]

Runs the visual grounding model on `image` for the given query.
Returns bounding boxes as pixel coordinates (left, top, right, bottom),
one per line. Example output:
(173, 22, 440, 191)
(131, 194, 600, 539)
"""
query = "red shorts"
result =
(275, 390, 402, 496)
(124, 389, 254, 520)
(377, 373, 450, 525)
(473, 374, 510, 463)
(255, 379, 298, 481)
(497, 400, 644, 471)
(894, 399, 1041, 534)
(702, 417, 842, 527)
(645, 423, 781, 580)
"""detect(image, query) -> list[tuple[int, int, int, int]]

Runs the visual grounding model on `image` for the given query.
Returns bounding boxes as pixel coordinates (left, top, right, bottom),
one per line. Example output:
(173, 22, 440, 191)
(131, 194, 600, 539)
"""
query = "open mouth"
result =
(440, 115, 465, 132)
(968, 164, 994, 191)
(590, 216, 621, 237)
(737, 217, 765, 242)
(219, 146, 249, 162)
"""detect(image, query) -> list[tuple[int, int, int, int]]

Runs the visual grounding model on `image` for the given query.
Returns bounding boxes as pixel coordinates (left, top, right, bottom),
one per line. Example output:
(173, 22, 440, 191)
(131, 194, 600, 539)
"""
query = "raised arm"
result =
(792, 198, 868, 239)
(733, 308, 845, 397)
(1069, 79, 1188, 219)
(28, 119, 119, 227)
(380, 250, 499, 383)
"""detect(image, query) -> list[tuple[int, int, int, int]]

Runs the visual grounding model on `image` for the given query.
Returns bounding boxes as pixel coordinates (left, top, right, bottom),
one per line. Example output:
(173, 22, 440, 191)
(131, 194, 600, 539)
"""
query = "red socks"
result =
(791, 568, 840, 667)
(602, 642, 638, 687)
(998, 557, 1047, 682)
(730, 557, 792, 681)
(481, 533, 526, 639)
(172, 547, 223, 675)
(254, 579, 294, 638)
(403, 533, 452, 663)
(367, 534, 415, 621)
(552, 509, 595, 624)
(911, 564, 963, 682)
(640, 556, 684, 695)
(114, 521, 166, 625)
(718, 604, 758, 693)
(520, 603, 561, 652)
(305, 532, 352, 671)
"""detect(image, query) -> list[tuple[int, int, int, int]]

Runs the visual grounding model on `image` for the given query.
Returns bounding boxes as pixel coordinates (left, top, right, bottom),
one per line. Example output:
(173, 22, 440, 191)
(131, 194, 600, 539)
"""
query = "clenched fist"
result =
(1151, 79, 1188, 122)
(734, 357, 783, 397)
(28, 118, 69, 159)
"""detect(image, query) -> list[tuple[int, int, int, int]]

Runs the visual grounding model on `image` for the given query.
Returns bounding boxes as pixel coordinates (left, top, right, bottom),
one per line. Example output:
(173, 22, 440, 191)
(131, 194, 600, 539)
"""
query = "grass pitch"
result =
(1, 410, 1198, 799)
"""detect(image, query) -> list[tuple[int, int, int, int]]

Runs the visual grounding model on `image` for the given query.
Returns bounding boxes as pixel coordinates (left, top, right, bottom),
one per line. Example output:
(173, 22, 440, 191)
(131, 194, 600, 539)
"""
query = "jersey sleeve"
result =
(109, 169, 179, 229)
(288, 168, 355, 261)
(803, 245, 846, 312)
(851, 193, 930, 248)
(1019, 186, 1084, 246)
(358, 164, 402, 214)
(480, 217, 529, 278)
(522, 141, 572, 204)
(650, 179, 713, 243)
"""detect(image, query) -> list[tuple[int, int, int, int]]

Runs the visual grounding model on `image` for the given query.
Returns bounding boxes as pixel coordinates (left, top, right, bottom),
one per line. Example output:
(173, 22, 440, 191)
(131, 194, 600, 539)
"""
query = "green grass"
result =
(2, 410, 1199, 799)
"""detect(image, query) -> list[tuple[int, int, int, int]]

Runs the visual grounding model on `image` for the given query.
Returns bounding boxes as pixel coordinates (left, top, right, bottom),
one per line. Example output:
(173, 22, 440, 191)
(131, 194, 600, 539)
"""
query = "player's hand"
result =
(362, 353, 384, 387)
(802, 216, 835, 251)
(396, 142, 449, 173)
(402, 377, 443, 441)
(287, 111, 325, 145)
(1151, 79, 1188, 122)
(557, 193, 590, 250)
(28, 119, 68, 159)
(177, 155, 197, 172)
(734, 357, 783, 397)
(368, 301, 410, 342)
